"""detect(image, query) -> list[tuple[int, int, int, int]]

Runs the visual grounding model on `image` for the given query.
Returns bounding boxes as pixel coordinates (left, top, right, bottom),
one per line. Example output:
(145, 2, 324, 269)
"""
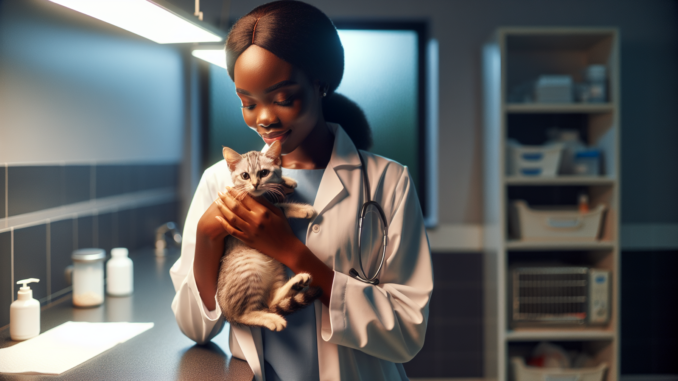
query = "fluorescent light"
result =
(50, 0, 223, 44)
(192, 48, 227, 69)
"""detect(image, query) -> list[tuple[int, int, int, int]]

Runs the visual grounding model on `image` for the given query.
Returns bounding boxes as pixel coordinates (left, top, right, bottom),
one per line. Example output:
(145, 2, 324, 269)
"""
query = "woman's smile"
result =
(261, 130, 291, 145)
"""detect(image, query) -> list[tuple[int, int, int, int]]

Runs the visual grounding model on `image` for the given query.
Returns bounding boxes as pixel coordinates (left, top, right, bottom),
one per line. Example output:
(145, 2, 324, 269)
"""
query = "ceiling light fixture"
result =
(190, 0, 230, 69)
(192, 46, 227, 69)
(49, 0, 224, 44)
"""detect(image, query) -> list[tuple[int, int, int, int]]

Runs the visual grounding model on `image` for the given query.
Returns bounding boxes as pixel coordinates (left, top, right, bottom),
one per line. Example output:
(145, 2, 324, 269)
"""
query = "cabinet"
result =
(482, 28, 620, 380)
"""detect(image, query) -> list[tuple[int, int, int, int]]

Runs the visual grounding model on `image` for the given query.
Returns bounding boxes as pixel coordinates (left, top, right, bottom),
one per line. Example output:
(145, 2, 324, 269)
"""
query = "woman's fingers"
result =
(215, 216, 247, 241)
(232, 189, 284, 217)
(252, 195, 284, 217)
(215, 197, 251, 229)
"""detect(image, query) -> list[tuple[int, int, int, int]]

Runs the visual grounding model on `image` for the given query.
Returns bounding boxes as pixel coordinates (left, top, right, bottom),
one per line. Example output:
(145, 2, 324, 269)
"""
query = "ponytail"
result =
(322, 92, 372, 151)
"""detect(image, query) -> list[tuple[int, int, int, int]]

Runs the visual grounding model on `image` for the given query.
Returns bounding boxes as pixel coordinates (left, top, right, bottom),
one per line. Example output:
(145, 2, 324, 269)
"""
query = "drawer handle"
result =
(520, 168, 542, 176)
(521, 152, 543, 161)
(545, 375, 581, 381)
(545, 217, 583, 229)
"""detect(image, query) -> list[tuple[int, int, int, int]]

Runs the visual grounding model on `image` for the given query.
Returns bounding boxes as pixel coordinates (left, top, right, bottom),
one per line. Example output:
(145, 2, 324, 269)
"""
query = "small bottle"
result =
(10, 278, 40, 341)
(107, 248, 133, 296)
(72, 248, 106, 307)
(579, 194, 590, 214)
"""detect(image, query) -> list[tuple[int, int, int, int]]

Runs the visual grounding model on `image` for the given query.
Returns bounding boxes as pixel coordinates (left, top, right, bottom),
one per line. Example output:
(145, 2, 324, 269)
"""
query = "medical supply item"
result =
(348, 152, 388, 285)
(507, 141, 564, 177)
(579, 194, 590, 214)
(586, 65, 607, 103)
(72, 248, 105, 307)
(535, 75, 573, 103)
(546, 128, 586, 174)
(107, 248, 133, 296)
(10, 278, 40, 341)
(509, 200, 606, 241)
(573, 149, 602, 176)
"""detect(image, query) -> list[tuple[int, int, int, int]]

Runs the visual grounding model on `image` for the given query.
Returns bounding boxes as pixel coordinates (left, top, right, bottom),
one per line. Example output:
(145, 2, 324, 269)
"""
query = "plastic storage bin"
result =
(508, 142, 564, 177)
(510, 200, 606, 241)
(511, 357, 607, 381)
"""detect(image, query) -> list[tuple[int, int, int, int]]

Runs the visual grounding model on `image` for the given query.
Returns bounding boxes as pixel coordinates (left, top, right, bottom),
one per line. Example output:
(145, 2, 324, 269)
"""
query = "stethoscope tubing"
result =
(349, 152, 388, 285)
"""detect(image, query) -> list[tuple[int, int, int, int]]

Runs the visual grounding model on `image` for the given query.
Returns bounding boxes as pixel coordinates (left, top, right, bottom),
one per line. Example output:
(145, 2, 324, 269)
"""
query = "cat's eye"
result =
(241, 173, 250, 180)
(259, 170, 270, 177)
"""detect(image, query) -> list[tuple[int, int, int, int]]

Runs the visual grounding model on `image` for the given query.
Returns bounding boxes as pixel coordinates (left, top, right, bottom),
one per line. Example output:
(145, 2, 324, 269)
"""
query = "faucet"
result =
(155, 222, 182, 255)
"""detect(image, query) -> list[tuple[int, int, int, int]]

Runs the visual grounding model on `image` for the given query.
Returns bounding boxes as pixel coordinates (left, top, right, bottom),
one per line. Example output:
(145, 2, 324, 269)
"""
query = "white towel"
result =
(0, 321, 153, 375)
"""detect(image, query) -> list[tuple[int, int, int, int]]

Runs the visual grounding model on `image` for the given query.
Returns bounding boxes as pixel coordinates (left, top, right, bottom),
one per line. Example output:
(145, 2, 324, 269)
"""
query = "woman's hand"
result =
(215, 187, 335, 306)
(214, 188, 300, 264)
(197, 198, 232, 242)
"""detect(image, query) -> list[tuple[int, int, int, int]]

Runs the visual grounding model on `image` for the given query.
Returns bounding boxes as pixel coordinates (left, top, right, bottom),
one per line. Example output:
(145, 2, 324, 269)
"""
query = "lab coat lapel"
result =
(312, 123, 362, 218)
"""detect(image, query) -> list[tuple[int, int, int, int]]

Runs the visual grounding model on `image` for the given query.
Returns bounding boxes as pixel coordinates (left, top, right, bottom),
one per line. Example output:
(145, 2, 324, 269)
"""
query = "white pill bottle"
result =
(106, 248, 133, 296)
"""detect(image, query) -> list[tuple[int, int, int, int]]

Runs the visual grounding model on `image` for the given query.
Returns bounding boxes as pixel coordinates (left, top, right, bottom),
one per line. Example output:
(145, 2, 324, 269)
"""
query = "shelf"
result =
(505, 103, 614, 114)
(505, 176, 615, 186)
(506, 328, 615, 341)
(506, 240, 614, 251)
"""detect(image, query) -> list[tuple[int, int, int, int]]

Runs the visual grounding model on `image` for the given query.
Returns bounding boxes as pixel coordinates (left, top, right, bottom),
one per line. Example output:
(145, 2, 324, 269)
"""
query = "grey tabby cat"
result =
(216, 140, 322, 332)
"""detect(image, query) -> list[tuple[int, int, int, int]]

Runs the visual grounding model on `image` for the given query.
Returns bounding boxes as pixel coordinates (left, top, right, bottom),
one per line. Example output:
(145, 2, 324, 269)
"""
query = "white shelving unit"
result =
(482, 28, 620, 380)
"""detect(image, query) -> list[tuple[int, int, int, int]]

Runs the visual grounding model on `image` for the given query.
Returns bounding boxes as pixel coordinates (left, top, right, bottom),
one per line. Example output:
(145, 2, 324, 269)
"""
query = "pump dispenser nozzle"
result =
(16, 278, 39, 300)
(17, 278, 39, 288)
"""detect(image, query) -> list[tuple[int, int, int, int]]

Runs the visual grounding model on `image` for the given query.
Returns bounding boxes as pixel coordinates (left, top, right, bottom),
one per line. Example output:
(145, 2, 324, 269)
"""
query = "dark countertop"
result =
(0, 249, 253, 381)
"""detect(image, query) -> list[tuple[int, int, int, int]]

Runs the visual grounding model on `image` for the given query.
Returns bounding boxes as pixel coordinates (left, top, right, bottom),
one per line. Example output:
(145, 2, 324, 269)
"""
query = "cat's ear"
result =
(222, 146, 242, 171)
(264, 141, 282, 166)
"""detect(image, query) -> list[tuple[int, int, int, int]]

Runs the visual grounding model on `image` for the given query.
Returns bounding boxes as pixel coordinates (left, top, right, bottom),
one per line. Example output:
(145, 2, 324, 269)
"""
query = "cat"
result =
(216, 140, 322, 332)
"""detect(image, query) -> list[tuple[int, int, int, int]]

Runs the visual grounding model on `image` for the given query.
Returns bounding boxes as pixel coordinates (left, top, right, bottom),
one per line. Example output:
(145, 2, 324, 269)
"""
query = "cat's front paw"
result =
(291, 273, 312, 291)
(281, 176, 298, 189)
(264, 314, 288, 332)
(302, 205, 317, 219)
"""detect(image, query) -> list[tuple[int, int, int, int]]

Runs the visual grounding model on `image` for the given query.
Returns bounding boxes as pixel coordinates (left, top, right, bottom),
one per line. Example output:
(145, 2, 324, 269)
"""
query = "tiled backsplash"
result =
(403, 252, 484, 377)
(0, 163, 180, 329)
(4, 164, 177, 218)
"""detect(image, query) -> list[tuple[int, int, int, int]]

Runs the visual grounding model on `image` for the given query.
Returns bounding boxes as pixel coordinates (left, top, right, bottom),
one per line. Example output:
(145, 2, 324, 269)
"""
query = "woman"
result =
(170, 2, 433, 380)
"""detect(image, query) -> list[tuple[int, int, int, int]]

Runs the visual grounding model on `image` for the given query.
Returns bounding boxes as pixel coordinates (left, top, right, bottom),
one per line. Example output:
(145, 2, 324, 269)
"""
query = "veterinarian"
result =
(170, 1, 433, 380)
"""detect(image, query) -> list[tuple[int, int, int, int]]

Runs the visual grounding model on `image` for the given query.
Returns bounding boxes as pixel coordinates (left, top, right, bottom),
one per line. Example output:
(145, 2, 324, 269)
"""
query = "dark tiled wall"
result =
(621, 250, 678, 374)
(5, 164, 178, 217)
(403, 252, 484, 378)
(0, 163, 180, 329)
(0, 232, 10, 329)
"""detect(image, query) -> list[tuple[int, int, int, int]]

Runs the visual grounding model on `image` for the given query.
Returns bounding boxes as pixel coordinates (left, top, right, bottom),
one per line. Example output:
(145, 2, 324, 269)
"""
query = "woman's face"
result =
(233, 45, 323, 155)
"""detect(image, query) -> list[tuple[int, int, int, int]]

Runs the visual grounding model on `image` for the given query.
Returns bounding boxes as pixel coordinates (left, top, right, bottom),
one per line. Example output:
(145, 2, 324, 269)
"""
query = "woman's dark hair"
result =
(225, 0, 372, 150)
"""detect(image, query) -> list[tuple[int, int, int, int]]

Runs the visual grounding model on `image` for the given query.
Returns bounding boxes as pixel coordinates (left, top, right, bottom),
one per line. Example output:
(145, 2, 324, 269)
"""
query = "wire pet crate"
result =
(511, 267, 589, 325)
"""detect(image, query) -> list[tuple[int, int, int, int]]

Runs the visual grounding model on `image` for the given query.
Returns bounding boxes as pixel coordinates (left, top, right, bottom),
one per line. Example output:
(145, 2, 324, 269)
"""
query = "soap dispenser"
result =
(10, 278, 40, 341)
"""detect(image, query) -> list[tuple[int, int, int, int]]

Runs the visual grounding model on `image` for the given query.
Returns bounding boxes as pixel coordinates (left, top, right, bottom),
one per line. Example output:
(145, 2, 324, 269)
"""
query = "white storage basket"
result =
(508, 142, 564, 177)
(511, 357, 607, 381)
(510, 200, 606, 241)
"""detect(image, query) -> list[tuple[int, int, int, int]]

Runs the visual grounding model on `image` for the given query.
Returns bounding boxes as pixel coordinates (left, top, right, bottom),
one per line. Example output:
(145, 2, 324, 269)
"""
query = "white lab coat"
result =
(170, 123, 433, 381)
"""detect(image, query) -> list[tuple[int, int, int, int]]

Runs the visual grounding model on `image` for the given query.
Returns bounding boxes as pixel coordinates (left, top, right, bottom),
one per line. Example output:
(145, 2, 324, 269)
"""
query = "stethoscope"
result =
(348, 153, 388, 285)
